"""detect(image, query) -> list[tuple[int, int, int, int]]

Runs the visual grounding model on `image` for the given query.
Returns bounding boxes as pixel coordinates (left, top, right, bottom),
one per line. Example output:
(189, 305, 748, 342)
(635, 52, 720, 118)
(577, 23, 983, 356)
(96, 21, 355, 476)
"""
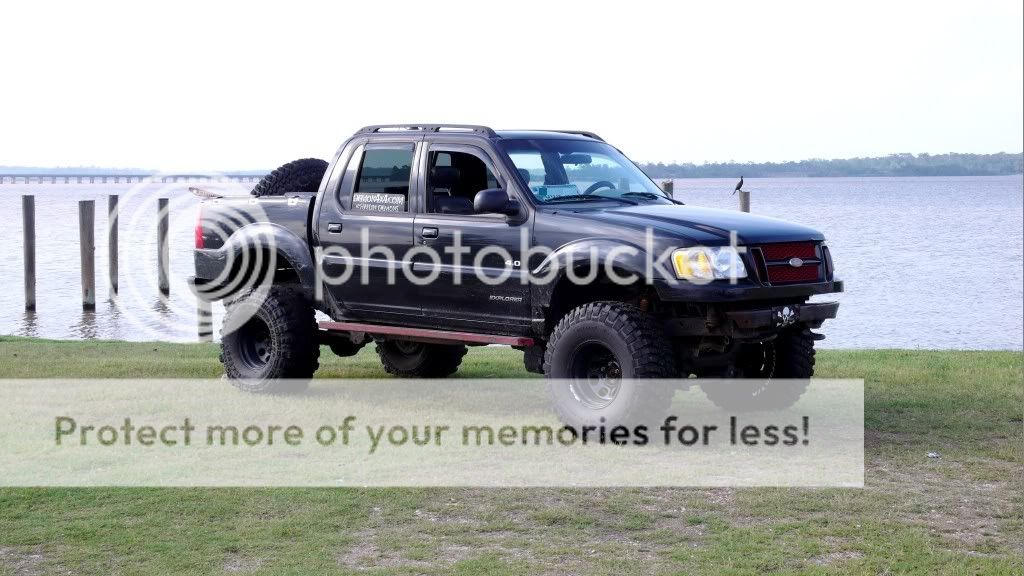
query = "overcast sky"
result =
(1, 1, 1021, 171)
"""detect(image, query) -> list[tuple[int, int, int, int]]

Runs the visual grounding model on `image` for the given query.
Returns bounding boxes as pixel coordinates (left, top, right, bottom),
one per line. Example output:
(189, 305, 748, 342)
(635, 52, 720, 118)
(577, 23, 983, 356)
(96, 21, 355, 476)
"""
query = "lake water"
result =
(0, 175, 1021, 349)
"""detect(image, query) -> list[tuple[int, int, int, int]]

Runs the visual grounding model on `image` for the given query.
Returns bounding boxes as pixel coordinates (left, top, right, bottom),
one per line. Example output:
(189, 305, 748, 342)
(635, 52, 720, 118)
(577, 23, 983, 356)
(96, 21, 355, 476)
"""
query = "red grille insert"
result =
(761, 242, 816, 261)
(766, 264, 820, 284)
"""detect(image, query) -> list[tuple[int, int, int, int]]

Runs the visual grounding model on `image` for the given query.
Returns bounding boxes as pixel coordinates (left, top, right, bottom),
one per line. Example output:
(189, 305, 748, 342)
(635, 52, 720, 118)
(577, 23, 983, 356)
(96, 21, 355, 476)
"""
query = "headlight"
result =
(671, 246, 748, 281)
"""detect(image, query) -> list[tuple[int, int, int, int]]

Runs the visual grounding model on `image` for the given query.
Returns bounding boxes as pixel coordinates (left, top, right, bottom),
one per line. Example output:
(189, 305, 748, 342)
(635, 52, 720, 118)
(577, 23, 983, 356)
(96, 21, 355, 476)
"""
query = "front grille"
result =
(765, 264, 820, 284)
(760, 242, 817, 261)
(752, 241, 823, 285)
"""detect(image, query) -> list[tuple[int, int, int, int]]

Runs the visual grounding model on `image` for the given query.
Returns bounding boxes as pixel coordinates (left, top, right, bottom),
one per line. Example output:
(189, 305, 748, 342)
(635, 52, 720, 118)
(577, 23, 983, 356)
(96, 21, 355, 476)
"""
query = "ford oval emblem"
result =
(788, 257, 804, 268)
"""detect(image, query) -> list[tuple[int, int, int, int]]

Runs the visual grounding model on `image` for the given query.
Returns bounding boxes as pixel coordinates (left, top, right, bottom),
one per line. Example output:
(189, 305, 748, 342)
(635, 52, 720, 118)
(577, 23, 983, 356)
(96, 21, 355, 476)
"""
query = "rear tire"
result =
(543, 301, 675, 428)
(251, 158, 328, 197)
(376, 341, 467, 377)
(220, 285, 320, 393)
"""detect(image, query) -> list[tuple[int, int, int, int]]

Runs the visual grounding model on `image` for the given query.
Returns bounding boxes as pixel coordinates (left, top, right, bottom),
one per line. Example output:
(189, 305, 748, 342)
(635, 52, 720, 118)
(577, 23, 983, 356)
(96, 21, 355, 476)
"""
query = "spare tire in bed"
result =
(251, 158, 328, 197)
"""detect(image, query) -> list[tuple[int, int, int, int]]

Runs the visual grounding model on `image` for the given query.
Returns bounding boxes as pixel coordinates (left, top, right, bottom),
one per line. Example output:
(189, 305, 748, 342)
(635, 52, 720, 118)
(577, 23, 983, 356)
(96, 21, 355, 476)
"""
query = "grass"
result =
(0, 335, 1021, 575)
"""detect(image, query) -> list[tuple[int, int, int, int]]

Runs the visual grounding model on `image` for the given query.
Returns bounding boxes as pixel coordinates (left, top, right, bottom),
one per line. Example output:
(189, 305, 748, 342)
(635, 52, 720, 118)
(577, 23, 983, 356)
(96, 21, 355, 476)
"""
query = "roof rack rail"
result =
(356, 124, 498, 137)
(553, 130, 604, 141)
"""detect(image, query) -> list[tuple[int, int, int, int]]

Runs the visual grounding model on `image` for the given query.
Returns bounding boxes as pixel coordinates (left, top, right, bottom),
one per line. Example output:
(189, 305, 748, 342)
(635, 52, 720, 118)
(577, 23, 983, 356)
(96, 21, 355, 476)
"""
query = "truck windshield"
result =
(499, 139, 670, 205)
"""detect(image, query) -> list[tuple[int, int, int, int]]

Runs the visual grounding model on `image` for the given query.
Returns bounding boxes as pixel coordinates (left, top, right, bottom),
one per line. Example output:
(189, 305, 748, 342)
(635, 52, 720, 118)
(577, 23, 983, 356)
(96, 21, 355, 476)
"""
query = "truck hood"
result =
(551, 203, 825, 245)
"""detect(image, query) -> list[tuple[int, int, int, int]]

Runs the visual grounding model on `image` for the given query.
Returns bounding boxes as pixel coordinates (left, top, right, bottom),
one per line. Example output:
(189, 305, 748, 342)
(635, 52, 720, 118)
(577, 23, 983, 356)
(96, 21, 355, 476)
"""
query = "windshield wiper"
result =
(543, 194, 638, 206)
(622, 191, 685, 205)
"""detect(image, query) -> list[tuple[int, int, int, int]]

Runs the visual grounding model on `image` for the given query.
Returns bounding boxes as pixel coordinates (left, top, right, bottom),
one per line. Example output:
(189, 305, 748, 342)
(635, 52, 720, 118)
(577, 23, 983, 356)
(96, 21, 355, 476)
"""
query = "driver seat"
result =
(429, 166, 473, 214)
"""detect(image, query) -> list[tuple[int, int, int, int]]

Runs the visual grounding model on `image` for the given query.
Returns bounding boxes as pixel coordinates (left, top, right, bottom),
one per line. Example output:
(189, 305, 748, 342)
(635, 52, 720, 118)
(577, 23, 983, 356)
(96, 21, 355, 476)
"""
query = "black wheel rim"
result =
(725, 342, 776, 396)
(238, 316, 273, 371)
(567, 340, 623, 409)
(742, 342, 776, 379)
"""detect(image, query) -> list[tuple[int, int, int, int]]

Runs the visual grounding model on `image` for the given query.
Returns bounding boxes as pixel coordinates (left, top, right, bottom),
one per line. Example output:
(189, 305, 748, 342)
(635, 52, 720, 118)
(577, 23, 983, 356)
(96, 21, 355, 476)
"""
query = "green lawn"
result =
(0, 336, 1021, 575)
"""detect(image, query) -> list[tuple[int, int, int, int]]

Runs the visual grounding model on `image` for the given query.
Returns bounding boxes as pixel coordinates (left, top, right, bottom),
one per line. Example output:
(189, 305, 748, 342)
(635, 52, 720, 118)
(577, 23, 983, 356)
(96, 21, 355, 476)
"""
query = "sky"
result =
(0, 0, 1021, 171)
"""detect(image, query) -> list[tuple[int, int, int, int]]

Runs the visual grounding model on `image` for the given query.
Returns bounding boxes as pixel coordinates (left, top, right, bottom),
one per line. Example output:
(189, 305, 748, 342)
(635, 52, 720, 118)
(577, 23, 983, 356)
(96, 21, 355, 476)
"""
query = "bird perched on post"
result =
(733, 176, 744, 195)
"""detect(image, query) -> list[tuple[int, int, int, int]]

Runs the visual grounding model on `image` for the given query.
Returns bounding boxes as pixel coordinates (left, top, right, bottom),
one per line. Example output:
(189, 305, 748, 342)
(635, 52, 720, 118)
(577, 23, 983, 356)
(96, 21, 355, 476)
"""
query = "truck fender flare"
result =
(221, 223, 316, 292)
(530, 238, 651, 310)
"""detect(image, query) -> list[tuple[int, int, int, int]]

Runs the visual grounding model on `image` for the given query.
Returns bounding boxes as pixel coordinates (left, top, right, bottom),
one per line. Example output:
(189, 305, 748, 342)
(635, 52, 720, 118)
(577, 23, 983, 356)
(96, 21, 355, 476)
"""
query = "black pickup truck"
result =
(193, 124, 841, 422)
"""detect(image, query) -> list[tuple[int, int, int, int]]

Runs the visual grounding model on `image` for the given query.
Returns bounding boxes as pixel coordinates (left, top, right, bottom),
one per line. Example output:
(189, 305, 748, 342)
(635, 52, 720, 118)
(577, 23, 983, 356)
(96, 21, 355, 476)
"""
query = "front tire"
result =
(376, 341, 467, 377)
(544, 302, 676, 428)
(220, 285, 320, 393)
(700, 327, 816, 410)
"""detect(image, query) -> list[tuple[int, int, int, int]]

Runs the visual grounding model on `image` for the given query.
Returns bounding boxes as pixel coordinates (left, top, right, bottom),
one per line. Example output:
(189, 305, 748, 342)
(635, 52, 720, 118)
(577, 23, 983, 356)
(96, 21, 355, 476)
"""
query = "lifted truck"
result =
(192, 124, 841, 422)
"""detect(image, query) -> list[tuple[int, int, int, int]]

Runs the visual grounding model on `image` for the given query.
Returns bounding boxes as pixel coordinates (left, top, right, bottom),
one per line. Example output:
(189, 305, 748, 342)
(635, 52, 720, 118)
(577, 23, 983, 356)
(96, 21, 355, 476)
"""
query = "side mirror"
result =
(473, 188, 518, 215)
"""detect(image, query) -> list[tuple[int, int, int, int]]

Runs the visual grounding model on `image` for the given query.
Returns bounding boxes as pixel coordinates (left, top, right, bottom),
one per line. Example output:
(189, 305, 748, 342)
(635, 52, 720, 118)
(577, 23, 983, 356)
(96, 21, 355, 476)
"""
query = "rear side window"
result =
(353, 147, 413, 212)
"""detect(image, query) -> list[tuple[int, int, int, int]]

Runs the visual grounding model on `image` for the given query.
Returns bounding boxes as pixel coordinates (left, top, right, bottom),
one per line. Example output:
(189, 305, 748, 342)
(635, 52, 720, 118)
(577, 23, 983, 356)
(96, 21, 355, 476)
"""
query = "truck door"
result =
(411, 142, 532, 334)
(315, 141, 421, 322)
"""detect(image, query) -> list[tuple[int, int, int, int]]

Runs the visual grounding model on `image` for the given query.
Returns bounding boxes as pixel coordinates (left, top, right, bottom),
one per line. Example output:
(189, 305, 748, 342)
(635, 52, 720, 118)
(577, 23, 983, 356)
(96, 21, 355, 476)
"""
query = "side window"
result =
(352, 147, 413, 213)
(426, 149, 500, 215)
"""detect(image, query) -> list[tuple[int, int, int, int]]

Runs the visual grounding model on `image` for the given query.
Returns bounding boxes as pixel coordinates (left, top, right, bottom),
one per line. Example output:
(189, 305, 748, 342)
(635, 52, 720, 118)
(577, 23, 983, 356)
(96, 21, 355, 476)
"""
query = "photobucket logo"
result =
(312, 227, 749, 297)
(113, 174, 274, 341)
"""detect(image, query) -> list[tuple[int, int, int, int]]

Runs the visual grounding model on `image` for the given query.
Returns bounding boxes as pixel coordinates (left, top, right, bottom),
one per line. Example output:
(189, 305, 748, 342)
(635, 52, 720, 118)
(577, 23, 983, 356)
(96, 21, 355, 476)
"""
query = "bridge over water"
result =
(0, 174, 266, 184)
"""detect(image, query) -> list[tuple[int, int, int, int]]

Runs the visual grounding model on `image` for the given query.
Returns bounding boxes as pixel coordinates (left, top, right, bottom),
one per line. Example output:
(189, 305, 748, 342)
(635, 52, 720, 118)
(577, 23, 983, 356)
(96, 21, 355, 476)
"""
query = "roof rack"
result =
(553, 130, 604, 141)
(356, 124, 498, 137)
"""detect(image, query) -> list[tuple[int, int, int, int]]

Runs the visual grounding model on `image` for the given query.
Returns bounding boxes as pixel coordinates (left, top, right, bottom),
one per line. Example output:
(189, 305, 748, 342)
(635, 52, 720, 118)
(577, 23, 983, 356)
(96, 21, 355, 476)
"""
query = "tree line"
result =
(3, 152, 1022, 179)
(639, 152, 1023, 178)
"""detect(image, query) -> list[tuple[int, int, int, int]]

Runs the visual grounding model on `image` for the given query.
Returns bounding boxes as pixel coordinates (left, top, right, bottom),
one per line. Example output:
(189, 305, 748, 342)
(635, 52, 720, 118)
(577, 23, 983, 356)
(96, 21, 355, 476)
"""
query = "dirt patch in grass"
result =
(809, 550, 866, 565)
(872, 456, 1022, 555)
(864, 429, 915, 449)
(336, 528, 480, 571)
(0, 547, 46, 576)
(222, 554, 263, 573)
(339, 500, 524, 570)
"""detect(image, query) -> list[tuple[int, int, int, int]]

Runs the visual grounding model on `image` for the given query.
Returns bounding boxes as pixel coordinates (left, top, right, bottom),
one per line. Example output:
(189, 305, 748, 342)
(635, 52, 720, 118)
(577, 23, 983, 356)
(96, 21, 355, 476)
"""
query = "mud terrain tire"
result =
(251, 158, 328, 197)
(220, 285, 320, 392)
(376, 341, 467, 377)
(701, 326, 816, 410)
(544, 301, 676, 428)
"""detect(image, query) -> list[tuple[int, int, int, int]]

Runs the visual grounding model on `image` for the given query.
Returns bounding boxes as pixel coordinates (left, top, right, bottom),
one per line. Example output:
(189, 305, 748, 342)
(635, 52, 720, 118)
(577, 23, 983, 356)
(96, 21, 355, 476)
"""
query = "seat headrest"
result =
(430, 166, 460, 189)
(517, 168, 531, 186)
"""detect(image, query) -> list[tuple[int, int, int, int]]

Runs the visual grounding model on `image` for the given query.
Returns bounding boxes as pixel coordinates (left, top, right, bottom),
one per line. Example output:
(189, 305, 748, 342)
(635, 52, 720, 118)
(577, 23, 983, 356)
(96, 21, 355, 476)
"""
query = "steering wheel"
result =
(583, 180, 616, 195)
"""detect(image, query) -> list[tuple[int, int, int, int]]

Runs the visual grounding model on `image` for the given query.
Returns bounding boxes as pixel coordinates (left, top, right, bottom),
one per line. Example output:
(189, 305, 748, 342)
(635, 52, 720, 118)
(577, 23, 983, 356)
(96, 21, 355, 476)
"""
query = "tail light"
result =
(194, 204, 204, 249)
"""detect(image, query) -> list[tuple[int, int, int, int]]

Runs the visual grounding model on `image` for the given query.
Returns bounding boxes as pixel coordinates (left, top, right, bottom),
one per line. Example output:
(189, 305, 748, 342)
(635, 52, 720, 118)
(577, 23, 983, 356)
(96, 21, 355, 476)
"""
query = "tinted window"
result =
(353, 147, 413, 212)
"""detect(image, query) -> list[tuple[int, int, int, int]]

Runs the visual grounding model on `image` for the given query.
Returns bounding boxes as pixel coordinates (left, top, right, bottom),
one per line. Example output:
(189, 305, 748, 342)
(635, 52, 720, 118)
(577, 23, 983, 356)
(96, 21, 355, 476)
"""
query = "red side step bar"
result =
(319, 321, 535, 347)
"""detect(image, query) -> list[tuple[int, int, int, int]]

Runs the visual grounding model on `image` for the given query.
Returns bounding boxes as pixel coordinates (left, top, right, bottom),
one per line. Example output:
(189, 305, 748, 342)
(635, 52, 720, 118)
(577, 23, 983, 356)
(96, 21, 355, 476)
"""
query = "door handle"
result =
(421, 227, 439, 239)
(327, 222, 342, 233)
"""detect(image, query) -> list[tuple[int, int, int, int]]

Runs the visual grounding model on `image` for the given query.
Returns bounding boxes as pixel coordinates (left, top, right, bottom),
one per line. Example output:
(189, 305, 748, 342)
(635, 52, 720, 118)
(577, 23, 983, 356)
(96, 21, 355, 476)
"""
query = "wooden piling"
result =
(739, 190, 750, 213)
(108, 195, 118, 296)
(661, 180, 674, 197)
(79, 200, 96, 310)
(197, 299, 213, 342)
(157, 198, 169, 294)
(22, 195, 36, 310)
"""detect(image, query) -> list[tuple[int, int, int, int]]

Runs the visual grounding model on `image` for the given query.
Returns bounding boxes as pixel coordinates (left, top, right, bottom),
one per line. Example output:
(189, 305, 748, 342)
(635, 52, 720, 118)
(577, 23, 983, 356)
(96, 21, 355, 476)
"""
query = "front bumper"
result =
(666, 301, 840, 339)
(655, 279, 844, 303)
(726, 301, 839, 332)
